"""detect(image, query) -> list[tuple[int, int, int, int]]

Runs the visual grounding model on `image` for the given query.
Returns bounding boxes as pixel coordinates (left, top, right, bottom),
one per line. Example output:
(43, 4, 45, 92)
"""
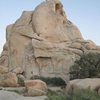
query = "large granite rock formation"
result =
(0, 0, 100, 82)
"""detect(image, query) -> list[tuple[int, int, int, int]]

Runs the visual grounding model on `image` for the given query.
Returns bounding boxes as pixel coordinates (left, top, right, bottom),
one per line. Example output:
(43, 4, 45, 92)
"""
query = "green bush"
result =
(17, 76, 25, 86)
(47, 89, 100, 100)
(70, 53, 100, 80)
(66, 89, 100, 100)
(47, 90, 67, 100)
(30, 76, 66, 87)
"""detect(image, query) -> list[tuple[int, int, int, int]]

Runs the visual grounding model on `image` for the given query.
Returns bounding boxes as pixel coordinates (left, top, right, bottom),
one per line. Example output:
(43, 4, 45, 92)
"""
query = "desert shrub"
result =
(31, 76, 66, 87)
(66, 89, 100, 100)
(47, 90, 67, 100)
(17, 76, 25, 86)
(47, 89, 100, 100)
(70, 53, 100, 80)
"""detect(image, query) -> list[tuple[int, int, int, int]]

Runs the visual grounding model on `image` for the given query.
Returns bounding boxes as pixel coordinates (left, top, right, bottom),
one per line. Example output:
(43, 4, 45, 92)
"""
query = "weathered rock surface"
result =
(0, 90, 22, 100)
(0, 65, 8, 74)
(0, 0, 100, 83)
(1, 87, 26, 94)
(0, 72, 18, 87)
(25, 80, 47, 96)
(0, 43, 9, 67)
(26, 88, 47, 97)
(12, 67, 24, 74)
(0, 90, 47, 100)
(66, 78, 100, 93)
(16, 96, 47, 100)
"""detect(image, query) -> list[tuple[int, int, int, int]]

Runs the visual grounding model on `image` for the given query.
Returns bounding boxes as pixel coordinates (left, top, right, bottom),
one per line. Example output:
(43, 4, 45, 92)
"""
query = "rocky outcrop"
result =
(0, 90, 47, 100)
(25, 80, 47, 96)
(0, 65, 8, 74)
(66, 78, 100, 93)
(0, 90, 22, 100)
(0, 0, 100, 83)
(0, 72, 18, 87)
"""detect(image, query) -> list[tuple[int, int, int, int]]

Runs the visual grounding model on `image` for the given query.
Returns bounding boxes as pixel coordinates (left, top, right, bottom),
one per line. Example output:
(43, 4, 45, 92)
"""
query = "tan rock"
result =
(6, 11, 34, 70)
(25, 80, 47, 96)
(66, 78, 100, 93)
(85, 40, 96, 50)
(0, 43, 9, 67)
(25, 80, 48, 92)
(0, 72, 18, 87)
(32, 0, 83, 43)
(69, 42, 82, 49)
(12, 67, 24, 74)
(0, 0, 100, 83)
(27, 88, 46, 96)
(0, 65, 8, 74)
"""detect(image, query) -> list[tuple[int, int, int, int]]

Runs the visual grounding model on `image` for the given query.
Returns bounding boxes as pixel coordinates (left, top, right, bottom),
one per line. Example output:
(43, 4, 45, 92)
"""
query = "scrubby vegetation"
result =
(47, 89, 100, 100)
(47, 90, 66, 100)
(70, 53, 100, 80)
(31, 76, 66, 87)
(17, 76, 25, 86)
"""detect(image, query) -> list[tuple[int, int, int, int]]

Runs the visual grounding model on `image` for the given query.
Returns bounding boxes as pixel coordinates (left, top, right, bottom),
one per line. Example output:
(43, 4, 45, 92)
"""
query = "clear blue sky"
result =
(0, 0, 100, 53)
